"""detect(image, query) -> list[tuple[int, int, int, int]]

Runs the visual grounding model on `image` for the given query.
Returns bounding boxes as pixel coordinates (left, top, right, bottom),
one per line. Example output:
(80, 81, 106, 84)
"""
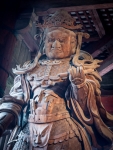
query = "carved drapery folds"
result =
(0, 9, 113, 150)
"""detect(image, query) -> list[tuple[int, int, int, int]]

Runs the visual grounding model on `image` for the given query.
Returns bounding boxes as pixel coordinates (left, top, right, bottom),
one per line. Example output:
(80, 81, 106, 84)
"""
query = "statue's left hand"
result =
(68, 66, 85, 85)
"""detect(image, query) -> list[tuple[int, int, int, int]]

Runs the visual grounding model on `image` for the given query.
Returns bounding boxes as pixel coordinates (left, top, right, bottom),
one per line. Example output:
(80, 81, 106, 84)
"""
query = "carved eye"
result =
(41, 133, 45, 137)
(59, 39, 64, 43)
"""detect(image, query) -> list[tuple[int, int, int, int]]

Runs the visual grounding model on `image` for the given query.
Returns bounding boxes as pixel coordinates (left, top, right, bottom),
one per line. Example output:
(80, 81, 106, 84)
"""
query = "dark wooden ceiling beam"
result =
(101, 96, 113, 113)
(101, 89, 113, 96)
(20, 32, 39, 52)
(97, 53, 113, 76)
(92, 38, 113, 58)
(35, 3, 113, 15)
(84, 34, 113, 57)
(89, 10, 105, 38)
(17, 30, 39, 52)
(83, 37, 100, 42)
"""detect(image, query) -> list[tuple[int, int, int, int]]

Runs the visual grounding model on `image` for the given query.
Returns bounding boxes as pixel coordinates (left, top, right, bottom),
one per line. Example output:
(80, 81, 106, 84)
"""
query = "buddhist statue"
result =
(0, 10, 113, 150)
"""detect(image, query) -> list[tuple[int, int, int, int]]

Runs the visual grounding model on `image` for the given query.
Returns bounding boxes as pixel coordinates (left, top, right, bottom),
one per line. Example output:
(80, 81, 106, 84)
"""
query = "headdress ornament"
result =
(36, 9, 82, 30)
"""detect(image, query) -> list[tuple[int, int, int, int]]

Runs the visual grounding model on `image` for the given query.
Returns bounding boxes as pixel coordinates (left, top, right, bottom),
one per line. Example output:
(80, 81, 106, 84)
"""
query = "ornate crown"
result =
(36, 9, 83, 30)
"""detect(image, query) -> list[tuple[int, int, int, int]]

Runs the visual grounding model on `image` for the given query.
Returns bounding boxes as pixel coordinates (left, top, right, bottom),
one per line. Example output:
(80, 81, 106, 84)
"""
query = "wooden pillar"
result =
(0, 4, 18, 97)
(0, 29, 16, 97)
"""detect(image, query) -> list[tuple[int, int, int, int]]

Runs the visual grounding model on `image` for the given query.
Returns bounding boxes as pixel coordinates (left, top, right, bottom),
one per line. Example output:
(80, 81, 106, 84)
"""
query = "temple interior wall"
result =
(5, 39, 31, 94)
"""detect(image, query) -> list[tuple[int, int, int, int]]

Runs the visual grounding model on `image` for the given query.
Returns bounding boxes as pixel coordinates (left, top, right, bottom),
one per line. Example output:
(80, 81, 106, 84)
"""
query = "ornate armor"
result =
(8, 57, 91, 150)
(0, 10, 113, 150)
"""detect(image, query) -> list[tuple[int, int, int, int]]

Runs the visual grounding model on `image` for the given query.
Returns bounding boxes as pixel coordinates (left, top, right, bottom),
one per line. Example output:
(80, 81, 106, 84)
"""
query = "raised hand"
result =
(68, 66, 86, 87)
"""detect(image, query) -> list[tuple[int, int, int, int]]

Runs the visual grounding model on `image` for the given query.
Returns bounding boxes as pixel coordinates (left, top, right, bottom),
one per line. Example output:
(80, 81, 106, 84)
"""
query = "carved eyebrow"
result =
(61, 35, 68, 39)
(46, 32, 53, 38)
(49, 35, 67, 39)
(47, 32, 68, 39)
(41, 126, 49, 134)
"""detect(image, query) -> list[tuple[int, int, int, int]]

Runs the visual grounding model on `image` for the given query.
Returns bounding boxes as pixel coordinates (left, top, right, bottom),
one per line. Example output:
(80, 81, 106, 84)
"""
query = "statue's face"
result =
(45, 29, 76, 59)
(30, 123, 52, 147)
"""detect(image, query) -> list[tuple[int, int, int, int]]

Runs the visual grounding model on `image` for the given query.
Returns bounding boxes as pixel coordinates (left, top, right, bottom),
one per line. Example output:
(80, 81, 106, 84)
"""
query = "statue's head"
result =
(12, 10, 91, 74)
(36, 9, 86, 60)
(44, 27, 76, 59)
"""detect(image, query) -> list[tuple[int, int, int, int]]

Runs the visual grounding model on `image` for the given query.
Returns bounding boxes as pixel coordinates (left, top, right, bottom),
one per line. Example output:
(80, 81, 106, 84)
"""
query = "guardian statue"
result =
(0, 10, 113, 150)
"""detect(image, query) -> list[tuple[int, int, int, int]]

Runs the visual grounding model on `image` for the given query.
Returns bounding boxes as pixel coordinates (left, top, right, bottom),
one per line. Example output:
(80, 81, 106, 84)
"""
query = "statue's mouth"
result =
(51, 48, 62, 53)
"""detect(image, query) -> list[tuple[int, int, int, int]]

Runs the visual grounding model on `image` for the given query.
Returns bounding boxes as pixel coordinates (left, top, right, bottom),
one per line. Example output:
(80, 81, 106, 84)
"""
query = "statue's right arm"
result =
(0, 75, 25, 137)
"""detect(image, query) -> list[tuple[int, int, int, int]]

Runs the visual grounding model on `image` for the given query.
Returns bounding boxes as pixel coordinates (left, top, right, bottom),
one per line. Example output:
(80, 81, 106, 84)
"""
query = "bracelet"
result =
(71, 78, 84, 83)
(76, 81, 86, 88)
(72, 81, 86, 89)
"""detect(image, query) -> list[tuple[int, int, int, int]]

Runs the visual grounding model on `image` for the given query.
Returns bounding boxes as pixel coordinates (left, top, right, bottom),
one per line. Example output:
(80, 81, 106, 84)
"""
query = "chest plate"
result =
(27, 58, 70, 89)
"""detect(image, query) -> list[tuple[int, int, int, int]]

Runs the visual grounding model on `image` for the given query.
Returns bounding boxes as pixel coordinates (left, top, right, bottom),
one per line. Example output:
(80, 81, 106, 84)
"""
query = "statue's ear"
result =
(71, 47, 76, 54)
(70, 33, 77, 55)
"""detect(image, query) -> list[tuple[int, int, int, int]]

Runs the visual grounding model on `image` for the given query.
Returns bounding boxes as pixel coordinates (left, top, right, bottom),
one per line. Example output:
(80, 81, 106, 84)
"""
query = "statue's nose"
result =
(52, 40, 61, 49)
